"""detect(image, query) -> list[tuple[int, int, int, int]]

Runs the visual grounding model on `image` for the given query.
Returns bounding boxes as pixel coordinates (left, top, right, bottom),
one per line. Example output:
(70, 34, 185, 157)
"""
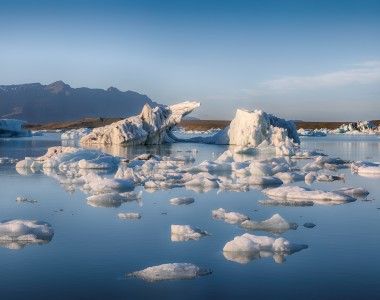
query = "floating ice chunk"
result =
(0, 157, 18, 165)
(305, 172, 317, 184)
(184, 173, 219, 193)
(61, 128, 92, 140)
(118, 212, 141, 220)
(293, 150, 327, 159)
(128, 263, 212, 281)
(212, 208, 249, 224)
(302, 156, 349, 172)
(169, 197, 195, 205)
(248, 176, 283, 187)
(297, 128, 327, 137)
(263, 186, 356, 205)
(351, 161, 380, 177)
(87, 191, 141, 208)
(274, 171, 305, 184)
(335, 187, 369, 197)
(83, 173, 134, 194)
(170, 225, 208, 241)
(0, 119, 31, 137)
(317, 173, 344, 182)
(16, 146, 120, 172)
(223, 233, 307, 264)
(16, 196, 37, 204)
(81, 101, 200, 145)
(0, 220, 54, 250)
(240, 214, 297, 233)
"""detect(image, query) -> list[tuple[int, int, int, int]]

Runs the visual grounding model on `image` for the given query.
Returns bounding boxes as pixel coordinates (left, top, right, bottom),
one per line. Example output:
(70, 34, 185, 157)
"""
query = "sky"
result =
(1, 0, 379, 121)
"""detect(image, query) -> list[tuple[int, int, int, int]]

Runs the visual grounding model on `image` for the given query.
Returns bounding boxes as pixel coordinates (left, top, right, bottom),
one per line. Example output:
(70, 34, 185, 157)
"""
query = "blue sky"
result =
(1, 0, 379, 120)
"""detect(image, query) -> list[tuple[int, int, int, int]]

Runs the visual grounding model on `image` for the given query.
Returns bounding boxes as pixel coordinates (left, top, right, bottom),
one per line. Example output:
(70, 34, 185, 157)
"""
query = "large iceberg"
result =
(185, 108, 300, 155)
(332, 120, 379, 135)
(80, 101, 201, 145)
(0, 119, 31, 137)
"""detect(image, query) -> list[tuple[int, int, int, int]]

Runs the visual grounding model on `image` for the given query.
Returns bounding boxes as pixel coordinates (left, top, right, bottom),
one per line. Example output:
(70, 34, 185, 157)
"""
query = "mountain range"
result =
(0, 81, 157, 123)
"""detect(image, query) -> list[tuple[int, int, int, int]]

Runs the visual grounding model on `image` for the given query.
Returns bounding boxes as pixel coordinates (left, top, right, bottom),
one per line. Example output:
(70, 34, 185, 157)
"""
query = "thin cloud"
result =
(249, 61, 380, 95)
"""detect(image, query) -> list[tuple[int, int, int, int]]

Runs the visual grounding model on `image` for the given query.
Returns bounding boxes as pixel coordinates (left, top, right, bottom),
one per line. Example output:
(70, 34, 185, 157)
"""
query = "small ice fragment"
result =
(171, 225, 208, 241)
(117, 212, 141, 220)
(240, 213, 297, 233)
(128, 263, 212, 281)
(212, 208, 249, 224)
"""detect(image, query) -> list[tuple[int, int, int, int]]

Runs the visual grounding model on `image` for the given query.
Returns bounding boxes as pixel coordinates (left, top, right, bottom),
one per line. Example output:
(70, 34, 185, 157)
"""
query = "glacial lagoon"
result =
(0, 133, 380, 299)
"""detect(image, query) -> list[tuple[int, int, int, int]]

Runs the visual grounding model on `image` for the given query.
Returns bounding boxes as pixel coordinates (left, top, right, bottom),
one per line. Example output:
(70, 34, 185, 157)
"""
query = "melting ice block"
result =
(171, 225, 208, 241)
(212, 208, 249, 224)
(263, 186, 356, 205)
(0, 219, 54, 250)
(240, 213, 298, 233)
(223, 233, 307, 264)
(128, 263, 212, 281)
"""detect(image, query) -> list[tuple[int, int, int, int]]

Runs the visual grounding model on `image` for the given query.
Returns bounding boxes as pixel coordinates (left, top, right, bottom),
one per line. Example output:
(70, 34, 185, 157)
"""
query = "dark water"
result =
(0, 134, 379, 300)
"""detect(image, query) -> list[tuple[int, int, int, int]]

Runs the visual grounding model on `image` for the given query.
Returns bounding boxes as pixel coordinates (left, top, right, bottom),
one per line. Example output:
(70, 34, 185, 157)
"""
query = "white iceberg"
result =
(240, 214, 297, 233)
(332, 120, 379, 135)
(0, 157, 18, 165)
(80, 101, 200, 145)
(263, 186, 356, 205)
(212, 208, 249, 224)
(223, 233, 307, 264)
(170, 225, 208, 241)
(0, 219, 54, 250)
(169, 197, 195, 205)
(128, 263, 212, 281)
(297, 128, 327, 137)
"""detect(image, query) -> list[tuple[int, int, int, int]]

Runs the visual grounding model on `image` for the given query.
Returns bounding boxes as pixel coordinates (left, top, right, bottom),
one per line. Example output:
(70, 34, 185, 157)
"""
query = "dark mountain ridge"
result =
(0, 81, 157, 123)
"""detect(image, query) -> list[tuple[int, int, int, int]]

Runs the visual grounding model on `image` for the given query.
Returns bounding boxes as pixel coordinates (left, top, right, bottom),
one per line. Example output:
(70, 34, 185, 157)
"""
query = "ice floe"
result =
(240, 214, 297, 233)
(263, 186, 356, 205)
(169, 197, 195, 205)
(170, 225, 208, 241)
(223, 233, 307, 264)
(0, 219, 54, 250)
(351, 161, 380, 177)
(87, 191, 142, 208)
(117, 212, 141, 220)
(332, 120, 379, 135)
(80, 101, 200, 145)
(128, 263, 212, 281)
(212, 208, 249, 224)
(335, 187, 369, 198)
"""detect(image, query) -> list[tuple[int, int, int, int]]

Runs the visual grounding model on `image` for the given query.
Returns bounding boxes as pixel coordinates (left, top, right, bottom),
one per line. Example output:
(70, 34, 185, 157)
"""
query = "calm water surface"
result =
(0, 134, 379, 300)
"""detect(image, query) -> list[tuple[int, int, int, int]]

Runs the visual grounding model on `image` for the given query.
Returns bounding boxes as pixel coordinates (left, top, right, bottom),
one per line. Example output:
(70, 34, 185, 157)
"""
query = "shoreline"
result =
(25, 118, 380, 131)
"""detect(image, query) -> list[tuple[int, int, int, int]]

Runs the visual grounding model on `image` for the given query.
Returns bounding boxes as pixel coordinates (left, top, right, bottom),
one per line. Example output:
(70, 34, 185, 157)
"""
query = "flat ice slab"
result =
(118, 212, 141, 220)
(128, 263, 212, 281)
(263, 186, 356, 205)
